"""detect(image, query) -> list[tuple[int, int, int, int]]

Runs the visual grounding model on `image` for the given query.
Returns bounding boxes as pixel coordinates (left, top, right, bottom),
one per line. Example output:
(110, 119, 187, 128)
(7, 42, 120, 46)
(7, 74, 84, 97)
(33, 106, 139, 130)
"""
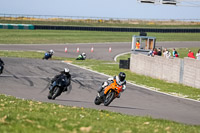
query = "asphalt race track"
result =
(0, 42, 200, 125)
(0, 41, 200, 61)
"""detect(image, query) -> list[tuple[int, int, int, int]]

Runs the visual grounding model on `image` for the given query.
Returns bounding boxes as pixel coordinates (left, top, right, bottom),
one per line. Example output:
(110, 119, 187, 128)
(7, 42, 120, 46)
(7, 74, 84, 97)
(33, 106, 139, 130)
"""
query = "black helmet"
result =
(119, 72, 126, 81)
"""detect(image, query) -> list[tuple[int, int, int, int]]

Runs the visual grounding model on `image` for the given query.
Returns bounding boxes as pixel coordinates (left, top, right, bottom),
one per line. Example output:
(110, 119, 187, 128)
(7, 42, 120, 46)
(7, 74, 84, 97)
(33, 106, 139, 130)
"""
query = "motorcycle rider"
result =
(49, 49, 54, 55)
(50, 68, 71, 92)
(0, 58, 5, 74)
(77, 52, 86, 60)
(47, 49, 54, 59)
(81, 53, 86, 60)
(43, 49, 54, 60)
(98, 72, 126, 98)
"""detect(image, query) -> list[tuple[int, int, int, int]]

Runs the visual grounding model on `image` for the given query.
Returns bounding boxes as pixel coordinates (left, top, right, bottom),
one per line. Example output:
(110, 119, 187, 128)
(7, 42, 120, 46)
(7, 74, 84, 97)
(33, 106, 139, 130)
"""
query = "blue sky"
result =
(1, 0, 200, 20)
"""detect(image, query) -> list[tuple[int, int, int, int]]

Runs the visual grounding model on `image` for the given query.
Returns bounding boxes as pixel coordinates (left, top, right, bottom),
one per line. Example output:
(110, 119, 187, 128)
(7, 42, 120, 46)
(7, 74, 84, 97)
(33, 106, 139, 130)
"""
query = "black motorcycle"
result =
(0, 64, 4, 75)
(48, 75, 71, 100)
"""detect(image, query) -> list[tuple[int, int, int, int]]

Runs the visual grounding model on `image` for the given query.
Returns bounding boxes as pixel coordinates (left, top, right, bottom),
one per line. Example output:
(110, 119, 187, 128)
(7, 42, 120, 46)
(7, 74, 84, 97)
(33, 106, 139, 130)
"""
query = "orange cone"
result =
(77, 47, 80, 53)
(109, 47, 112, 52)
(65, 47, 67, 53)
(91, 47, 94, 52)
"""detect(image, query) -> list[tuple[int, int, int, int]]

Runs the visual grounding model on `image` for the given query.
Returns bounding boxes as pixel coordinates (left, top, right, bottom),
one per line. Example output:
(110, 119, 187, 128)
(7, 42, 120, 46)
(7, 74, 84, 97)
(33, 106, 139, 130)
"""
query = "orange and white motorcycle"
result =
(94, 79, 123, 106)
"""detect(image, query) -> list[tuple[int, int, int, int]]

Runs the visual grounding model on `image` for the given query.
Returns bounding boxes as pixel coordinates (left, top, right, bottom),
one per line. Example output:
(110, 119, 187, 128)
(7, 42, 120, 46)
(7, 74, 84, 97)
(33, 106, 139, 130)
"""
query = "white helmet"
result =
(64, 68, 70, 74)
(82, 53, 86, 56)
(50, 49, 54, 54)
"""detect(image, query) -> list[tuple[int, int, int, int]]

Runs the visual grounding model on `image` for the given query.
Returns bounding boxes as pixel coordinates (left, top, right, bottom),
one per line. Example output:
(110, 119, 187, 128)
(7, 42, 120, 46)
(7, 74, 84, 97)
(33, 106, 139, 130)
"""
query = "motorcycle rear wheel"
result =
(104, 91, 115, 106)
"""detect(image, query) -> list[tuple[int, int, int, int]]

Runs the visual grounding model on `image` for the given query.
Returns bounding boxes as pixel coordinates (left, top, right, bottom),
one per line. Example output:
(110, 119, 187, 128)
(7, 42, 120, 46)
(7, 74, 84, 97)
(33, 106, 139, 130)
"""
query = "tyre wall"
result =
(34, 25, 200, 33)
(1, 24, 200, 33)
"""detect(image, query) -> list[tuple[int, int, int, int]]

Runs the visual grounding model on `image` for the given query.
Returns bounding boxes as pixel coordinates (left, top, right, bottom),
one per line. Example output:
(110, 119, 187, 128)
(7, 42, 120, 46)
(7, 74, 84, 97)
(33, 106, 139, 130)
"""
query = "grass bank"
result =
(1, 29, 200, 44)
(1, 50, 200, 101)
(1, 94, 200, 133)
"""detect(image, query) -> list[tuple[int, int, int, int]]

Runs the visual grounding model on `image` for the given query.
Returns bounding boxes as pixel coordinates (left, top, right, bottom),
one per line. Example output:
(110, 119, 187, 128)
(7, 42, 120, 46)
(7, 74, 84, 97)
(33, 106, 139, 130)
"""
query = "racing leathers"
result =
(50, 71, 71, 92)
(98, 76, 126, 98)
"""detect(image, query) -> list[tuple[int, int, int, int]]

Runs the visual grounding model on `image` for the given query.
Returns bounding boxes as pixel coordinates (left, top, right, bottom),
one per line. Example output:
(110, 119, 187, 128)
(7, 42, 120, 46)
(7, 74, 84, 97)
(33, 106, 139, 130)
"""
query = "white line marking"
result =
(114, 52, 131, 62)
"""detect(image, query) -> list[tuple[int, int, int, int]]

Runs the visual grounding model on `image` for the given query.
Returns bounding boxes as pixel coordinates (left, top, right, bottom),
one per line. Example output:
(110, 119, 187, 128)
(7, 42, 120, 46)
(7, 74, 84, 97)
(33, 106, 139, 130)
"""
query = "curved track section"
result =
(0, 41, 199, 61)
(0, 57, 200, 125)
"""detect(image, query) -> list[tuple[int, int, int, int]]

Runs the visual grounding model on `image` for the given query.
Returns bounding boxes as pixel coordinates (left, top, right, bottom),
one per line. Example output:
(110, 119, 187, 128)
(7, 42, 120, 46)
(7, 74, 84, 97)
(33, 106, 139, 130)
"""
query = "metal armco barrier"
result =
(34, 25, 200, 33)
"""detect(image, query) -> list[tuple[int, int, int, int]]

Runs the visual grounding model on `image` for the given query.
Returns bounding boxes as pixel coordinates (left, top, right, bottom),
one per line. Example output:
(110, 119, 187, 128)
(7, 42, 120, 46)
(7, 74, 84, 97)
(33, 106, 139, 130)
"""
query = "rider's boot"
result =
(116, 93, 121, 98)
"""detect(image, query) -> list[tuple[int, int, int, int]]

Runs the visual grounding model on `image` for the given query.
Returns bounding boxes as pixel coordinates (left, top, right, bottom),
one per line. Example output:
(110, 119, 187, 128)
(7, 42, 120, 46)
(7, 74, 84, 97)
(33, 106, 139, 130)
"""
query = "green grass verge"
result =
(1, 29, 200, 44)
(1, 50, 200, 101)
(1, 94, 200, 133)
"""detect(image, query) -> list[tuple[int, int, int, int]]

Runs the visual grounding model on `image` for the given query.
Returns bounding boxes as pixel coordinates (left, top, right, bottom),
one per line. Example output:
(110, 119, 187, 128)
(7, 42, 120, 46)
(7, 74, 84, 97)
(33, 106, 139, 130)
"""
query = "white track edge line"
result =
(114, 52, 131, 62)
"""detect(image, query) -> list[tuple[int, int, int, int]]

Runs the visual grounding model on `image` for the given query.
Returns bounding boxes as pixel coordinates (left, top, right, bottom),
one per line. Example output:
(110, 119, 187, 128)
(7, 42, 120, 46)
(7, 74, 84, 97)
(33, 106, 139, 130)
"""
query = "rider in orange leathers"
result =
(98, 72, 126, 98)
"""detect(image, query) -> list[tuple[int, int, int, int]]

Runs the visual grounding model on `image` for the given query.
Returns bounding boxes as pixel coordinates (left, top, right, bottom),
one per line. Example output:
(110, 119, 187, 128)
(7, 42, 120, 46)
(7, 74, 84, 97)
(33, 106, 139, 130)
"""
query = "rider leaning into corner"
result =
(50, 68, 71, 91)
(47, 49, 54, 59)
(98, 72, 126, 98)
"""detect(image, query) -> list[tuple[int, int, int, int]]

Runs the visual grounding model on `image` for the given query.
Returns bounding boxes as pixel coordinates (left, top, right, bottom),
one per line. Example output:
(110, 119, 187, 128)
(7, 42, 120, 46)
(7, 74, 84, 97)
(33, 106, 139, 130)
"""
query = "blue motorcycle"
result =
(42, 52, 53, 60)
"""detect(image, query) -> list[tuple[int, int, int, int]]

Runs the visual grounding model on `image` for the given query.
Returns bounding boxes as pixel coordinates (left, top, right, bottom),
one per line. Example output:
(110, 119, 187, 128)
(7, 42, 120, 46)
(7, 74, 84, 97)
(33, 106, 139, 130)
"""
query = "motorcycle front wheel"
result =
(47, 92, 52, 99)
(52, 86, 62, 100)
(104, 91, 115, 106)
(94, 96, 102, 105)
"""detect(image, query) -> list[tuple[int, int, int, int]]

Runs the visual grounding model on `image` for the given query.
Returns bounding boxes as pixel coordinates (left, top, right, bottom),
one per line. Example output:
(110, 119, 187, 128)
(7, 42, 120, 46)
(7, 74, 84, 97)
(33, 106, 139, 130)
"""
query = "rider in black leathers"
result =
(50, 68, 71, 92)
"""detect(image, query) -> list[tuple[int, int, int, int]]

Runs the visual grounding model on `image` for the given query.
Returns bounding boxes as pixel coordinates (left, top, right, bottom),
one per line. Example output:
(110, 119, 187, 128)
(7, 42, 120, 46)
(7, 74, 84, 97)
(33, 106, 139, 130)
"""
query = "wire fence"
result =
(0, 13, 200, 24)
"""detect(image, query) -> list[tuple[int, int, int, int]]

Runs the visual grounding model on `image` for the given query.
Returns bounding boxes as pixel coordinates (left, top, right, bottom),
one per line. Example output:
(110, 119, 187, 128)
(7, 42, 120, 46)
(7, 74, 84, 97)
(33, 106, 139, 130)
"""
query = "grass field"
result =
(1, 94, 200, 133)
(1, 29, 200, 44)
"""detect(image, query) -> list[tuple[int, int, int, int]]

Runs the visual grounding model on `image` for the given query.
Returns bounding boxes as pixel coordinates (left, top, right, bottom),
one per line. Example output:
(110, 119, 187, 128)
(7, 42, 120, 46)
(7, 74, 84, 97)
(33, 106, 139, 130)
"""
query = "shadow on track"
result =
(54, 99, 144, 111)
(108, 105, 145, 111)
(55, 99, 92, 104)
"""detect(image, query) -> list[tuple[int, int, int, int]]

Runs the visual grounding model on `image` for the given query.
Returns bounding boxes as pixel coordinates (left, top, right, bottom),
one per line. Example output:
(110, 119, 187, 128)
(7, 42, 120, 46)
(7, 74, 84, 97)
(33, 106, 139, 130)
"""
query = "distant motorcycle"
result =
(94, 79, 123, 106)
(76, 53, 86, 60)
(48, 75, 71, 100)
(42, 52, 53, 60)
